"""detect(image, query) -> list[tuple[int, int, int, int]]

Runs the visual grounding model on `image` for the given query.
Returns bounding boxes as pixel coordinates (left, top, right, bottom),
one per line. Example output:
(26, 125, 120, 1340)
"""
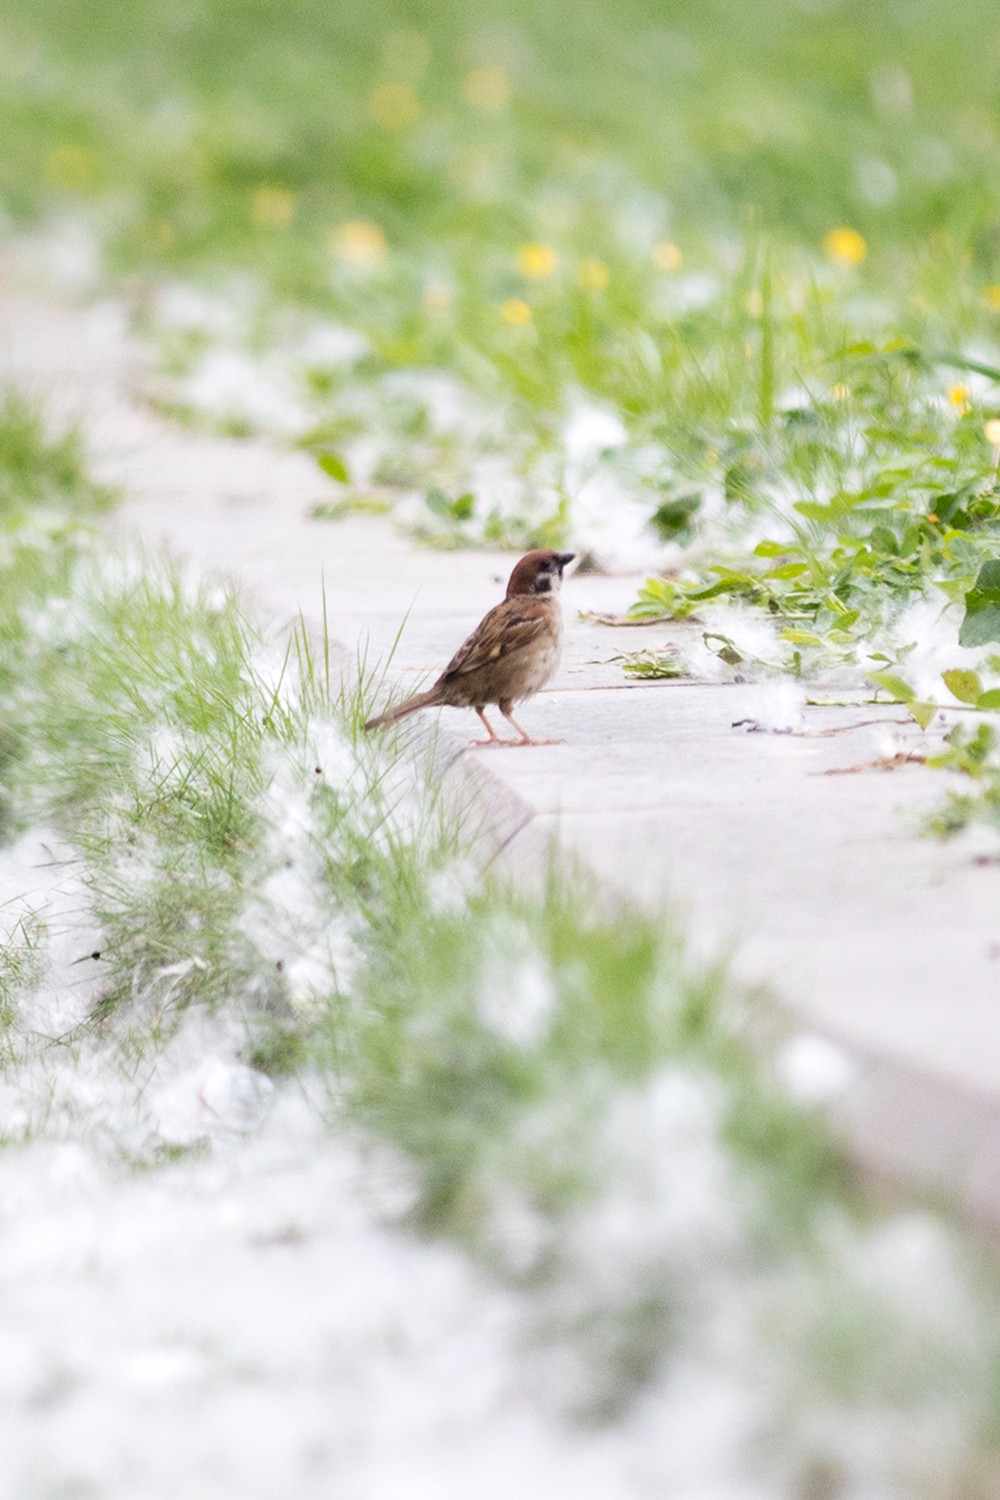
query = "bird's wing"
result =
(439, 599, 556, 683)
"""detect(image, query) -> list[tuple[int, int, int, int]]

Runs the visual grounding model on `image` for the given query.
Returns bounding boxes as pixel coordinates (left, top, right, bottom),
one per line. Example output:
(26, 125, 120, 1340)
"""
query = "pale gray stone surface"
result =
(4, 265, 1000, 1217)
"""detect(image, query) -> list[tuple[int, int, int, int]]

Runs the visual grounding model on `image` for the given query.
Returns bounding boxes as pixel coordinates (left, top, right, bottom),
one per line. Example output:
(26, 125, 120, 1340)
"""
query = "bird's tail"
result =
(363, 687, 439, 732)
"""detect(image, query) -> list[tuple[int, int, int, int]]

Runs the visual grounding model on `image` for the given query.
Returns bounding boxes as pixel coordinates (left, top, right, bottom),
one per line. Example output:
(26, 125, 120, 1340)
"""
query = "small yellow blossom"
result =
(824, 227, 868, 266)
(331, 219, 387, 269)
(463, 65, 510, 112)
(830, 382, 851, 401)
(948, 382, 972, 414)
(368, 81, 421, 129)
(44, 142, 96, 190)
(423, 282, 452, 312)
(578, 258, 609, 292)
(517, 242, 557, 280)
(984, 418, 1000, 446)
(382, 30, 431, 81)
(652, 241, 682, 272)
(501, 298, 532, 326)
(252, 186, 295, 228)
(982, 285, 1000, 313)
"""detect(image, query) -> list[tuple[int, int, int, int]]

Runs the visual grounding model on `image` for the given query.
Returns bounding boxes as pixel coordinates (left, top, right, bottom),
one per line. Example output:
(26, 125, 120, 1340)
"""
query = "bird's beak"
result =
(557, 552, 576, 571)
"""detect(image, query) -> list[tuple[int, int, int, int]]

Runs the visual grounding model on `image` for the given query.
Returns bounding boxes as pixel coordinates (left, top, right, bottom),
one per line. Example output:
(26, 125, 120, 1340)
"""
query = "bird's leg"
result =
(499, 707, 562, 747)
(472, 707, 505, 746)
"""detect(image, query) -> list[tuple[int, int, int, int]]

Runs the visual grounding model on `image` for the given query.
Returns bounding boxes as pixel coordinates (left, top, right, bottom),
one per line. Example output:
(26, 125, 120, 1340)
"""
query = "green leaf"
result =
(942, 668, 983, 704)
(779, 628, 824, 646)
(959, 560, 1000, 647)
(976, 689, 1000, 709)
(317, 450, 350, 484)
(910, 701, 937, 729)
(425, 487, 452, 518)
(868, 670, 915, 702)
(650, 492, 702, 541)
(452, 492, 475, 521)
(794, 501, 835, 523)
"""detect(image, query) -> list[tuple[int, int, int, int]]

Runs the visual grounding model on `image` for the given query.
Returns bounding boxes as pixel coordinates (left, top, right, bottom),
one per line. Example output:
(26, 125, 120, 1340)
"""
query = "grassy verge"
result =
(3, 1, 1000, 642)
(2, 395, 1000, 1492)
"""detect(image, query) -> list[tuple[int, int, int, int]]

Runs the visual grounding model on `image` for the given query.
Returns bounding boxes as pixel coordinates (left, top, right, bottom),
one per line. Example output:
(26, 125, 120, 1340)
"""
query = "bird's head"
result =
(505, 549, 576, 598)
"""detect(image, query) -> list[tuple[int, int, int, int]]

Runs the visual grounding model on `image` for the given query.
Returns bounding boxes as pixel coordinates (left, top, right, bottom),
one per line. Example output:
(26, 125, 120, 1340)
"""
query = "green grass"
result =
(3, 0, 1000, 595)
(2, 395, 1000, 1489)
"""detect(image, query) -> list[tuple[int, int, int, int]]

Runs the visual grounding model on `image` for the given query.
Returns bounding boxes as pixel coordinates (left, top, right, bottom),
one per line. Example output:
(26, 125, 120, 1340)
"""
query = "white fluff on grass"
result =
(476, 936, 557, 1049)
(151, 279, 252, 340)
(150, 1053, 274, 1146)
(776, 1033, 858, 1106)
(561, 399, 628, 477)
(572, 468, 674, 574)
(884, 595, 984, 705)
(181, 348, 312, 436)
(685, 602, 791, 681)
(735, 680, 808, 733)
(240, 745, 363, 1015)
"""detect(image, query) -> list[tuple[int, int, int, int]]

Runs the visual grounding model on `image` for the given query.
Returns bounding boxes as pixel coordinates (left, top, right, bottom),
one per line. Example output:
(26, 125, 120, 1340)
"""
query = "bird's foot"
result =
(471, 735, 521, 747)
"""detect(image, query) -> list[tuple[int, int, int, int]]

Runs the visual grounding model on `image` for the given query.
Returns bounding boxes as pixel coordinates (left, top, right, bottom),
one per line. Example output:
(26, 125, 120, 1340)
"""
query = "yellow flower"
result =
(382, 30, 431, 82)
(578, 258, 609, 292)
(982, 285, 1000, 313)
(368, 81, 421, 129)
(517, 243, 557, 280)
(462, 65, 510, 112)
(984, 418, 1000, 446)
(252, 186, 295, 228)
(423, 282, 452, 312)
(501, 298, 532, 326)
(830, 382, 851, 402)
(652, 241, 682, 272)
(824, 227, 868, 266)
(948, 382, 971, 414)
(44, 142, 96, 190)
(331, 220, 387, 269)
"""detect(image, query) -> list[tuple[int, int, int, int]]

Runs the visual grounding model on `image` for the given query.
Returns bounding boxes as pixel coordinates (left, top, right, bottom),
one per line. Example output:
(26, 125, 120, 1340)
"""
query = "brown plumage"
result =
(364, 549, 575, 745)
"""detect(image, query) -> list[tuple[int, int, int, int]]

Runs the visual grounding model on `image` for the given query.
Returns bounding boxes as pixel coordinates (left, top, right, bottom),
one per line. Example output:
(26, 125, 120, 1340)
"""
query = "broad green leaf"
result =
(779, 628, 824, 645)
(452, 492, 475, 521)
(976, 689, 1000, 709)
(942, 668, 983, 704)
(868, 670, 914, 702)
(959, 560, 1000, 647)
(910, 701, 937, 729)
(317, 450, 350, 484)
(794, 501, 835, 523)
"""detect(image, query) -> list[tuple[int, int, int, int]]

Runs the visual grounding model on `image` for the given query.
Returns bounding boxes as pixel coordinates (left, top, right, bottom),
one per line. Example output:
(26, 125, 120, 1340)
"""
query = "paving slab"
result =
(4, 265, 1000, 1220)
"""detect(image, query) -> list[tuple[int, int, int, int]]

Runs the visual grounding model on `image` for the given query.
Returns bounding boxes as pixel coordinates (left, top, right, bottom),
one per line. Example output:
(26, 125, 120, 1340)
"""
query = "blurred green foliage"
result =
(2, 0, 999, 276)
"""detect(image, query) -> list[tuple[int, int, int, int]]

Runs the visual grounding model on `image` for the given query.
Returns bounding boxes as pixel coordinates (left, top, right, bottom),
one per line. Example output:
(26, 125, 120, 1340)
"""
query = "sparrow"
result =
(364, 549, 575, 745)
